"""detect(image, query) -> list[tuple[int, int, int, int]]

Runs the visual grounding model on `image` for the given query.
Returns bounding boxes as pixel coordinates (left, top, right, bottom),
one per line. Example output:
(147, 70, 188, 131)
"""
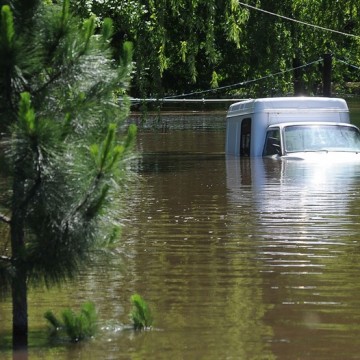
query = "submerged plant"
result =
(44, 301, 97, 342)
(130, 294, 153, 330)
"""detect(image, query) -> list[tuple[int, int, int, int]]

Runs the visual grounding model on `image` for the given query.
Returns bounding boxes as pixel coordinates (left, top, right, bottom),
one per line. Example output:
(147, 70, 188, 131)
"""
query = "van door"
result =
(263, 128, 281, 156)
(240, 118, 251, 156)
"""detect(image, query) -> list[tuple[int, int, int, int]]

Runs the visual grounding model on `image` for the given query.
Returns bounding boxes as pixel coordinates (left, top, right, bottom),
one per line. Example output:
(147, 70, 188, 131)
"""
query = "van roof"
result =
(267, 121, 357, 129)
(227, 97, 349, 116)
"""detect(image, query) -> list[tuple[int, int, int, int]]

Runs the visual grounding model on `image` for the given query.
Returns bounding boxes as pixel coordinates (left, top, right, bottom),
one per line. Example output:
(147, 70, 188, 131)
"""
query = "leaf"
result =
(101, 18, 113, 42)
(0, 5, 14, 49)
(18, 92, 36, 135)
(82, 15, 96, 52)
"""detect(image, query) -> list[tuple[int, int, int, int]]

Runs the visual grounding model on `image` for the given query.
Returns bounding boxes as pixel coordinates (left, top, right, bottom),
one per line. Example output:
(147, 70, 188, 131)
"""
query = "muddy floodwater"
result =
(2, 111, 360, 359)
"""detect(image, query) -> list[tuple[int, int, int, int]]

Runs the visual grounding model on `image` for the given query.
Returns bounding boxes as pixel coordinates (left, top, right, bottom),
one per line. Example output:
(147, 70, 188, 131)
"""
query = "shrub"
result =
(44, 301, 97, 342)
(130, 294, 153, 330)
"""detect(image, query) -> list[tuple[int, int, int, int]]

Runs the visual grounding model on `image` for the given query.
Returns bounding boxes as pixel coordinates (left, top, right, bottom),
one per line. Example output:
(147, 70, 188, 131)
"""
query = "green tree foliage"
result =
(0, 0, 135, 350)
(71, 0, 248, 97)
(71, 0, 360, 98)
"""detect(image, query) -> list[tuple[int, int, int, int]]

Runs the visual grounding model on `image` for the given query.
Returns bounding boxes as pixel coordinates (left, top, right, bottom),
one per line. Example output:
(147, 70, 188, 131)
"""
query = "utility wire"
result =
(132, 57, 360, 103)
(238, 2, 360, 39)
(164, 58, 322, 99)
(336, 58, 360, 71)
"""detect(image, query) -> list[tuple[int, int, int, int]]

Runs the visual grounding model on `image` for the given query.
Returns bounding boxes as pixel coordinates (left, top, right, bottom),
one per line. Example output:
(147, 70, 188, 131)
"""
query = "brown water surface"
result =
(2, 114, 360, 359)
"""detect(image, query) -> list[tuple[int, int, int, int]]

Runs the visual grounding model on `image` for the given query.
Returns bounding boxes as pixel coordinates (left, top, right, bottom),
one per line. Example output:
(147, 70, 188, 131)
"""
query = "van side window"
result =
(263, 129, 281, 156)
(240, 118, 251, 156)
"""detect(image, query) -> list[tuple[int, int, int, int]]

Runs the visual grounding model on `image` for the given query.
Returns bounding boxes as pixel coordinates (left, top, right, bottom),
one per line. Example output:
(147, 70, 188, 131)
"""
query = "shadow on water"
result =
(140, 152, 225, 173)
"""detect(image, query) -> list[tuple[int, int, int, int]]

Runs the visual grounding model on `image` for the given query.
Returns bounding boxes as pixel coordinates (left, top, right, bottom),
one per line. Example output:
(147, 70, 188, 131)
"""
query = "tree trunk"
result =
(11, 269, 28, 352)
(323, 53, 332, 97)
(11, 173, 28, 352)
(293, 57, 303, 96)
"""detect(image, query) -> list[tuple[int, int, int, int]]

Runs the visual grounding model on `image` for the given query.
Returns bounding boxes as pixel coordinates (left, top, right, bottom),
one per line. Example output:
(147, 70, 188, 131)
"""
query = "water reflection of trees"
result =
(120, 151, 275, 359)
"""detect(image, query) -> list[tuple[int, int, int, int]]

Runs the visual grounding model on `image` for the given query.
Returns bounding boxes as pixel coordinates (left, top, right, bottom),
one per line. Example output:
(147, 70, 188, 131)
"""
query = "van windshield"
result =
(284, 125, 360, 153)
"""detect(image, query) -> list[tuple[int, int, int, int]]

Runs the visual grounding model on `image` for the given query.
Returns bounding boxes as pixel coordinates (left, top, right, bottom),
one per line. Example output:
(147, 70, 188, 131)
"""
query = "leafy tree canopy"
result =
(71, 0, 360, 98)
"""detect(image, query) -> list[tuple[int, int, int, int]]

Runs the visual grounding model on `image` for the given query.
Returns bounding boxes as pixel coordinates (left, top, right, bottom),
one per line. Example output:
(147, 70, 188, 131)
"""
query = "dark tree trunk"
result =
(11, 174, 28, 352)
(293, 57, 303, 96)
(323, 53, 332, 97)
(11, 262, 28, 351)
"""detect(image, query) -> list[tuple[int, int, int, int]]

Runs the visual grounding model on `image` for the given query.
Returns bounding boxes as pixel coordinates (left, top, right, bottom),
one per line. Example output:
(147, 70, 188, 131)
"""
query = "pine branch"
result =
(33, 66, 67, 97)
(34, 14, 97, 98)
(68, 123, 120, 220)
(71, 171, 104, 219)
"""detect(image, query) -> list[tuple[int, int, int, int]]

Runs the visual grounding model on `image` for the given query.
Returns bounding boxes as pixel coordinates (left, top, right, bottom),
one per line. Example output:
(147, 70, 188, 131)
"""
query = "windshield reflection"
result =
(284, 125, 360, 153)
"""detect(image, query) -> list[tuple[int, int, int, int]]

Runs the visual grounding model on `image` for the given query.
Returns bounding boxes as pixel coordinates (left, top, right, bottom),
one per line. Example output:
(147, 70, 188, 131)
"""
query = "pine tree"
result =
(0, 0, 135, 350)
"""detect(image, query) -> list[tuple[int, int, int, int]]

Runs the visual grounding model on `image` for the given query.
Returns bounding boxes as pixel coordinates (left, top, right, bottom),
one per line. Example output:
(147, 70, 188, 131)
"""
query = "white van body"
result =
(225, 97, 360, 158)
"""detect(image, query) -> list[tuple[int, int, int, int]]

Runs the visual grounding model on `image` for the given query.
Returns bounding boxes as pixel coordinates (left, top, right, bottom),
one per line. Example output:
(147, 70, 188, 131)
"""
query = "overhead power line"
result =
(129, 98, 247, 104)
(238, 2, 360, 39)
(130, 57, 360, 103)
(336, 58, 360, 71)
(164, 58, 322, 99)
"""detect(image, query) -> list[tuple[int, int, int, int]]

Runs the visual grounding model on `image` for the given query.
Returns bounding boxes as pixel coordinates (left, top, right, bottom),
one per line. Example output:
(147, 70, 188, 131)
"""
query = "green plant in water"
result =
(130, 294, 153, 330)
(44, 301, 97, 342)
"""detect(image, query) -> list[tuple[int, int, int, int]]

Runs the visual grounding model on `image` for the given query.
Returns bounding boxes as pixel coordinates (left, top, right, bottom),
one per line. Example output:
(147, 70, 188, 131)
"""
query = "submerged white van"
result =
(225, 97, 360, 160)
